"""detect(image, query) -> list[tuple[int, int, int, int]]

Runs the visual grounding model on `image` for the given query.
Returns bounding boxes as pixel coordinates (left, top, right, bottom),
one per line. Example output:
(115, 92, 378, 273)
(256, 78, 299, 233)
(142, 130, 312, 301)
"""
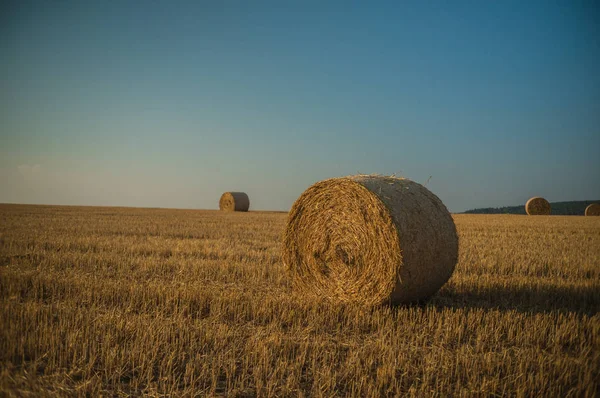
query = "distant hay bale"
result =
(219, 192, 249, 212)
(585, 203, 600, 216)
(282, 175, 459, 306)
(525, 197, 551, 215)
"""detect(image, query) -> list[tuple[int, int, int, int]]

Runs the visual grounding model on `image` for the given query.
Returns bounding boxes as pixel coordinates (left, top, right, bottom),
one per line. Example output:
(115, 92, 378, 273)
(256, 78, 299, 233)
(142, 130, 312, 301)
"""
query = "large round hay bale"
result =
(219, 192, 249, 212)
(585, 203, 600, 216)
(282, 175, 459, 306)
(525, 197, 551, 215)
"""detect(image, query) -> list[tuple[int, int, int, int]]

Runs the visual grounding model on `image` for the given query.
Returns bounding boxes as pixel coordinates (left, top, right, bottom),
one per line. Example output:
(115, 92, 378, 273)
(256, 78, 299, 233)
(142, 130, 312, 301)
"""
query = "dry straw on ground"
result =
(282, 175, 459, 306)
(585, 203, 600, 216)
(525, 197, 551, 215)
(219, 192, 250, 212)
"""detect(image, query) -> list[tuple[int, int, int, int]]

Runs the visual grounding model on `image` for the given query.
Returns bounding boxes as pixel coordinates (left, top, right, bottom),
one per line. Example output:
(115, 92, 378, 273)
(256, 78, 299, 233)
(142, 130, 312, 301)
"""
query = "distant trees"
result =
(463, 201, 600, 215)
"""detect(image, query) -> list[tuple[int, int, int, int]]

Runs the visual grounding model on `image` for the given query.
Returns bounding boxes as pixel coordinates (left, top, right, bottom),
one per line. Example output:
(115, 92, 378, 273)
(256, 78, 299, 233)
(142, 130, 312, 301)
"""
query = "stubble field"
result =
(1, 204, 599, 397)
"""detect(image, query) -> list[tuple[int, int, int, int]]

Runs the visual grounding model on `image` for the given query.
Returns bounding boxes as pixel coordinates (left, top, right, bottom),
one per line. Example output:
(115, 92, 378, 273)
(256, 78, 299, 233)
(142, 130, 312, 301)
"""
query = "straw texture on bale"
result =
(525, 197, 551, 215)
(282, 175, 459, 306)
(219, 192, 250, 212)
(585, 203, 600, 216)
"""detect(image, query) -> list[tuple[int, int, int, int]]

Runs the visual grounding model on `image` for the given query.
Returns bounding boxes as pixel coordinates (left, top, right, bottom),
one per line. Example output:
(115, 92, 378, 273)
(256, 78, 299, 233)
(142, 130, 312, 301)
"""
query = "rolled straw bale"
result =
(282, 175, 459, 306)
(525, 197, 551, 215)
(219, 192, 250, 212)
(585, 203, 600, 216)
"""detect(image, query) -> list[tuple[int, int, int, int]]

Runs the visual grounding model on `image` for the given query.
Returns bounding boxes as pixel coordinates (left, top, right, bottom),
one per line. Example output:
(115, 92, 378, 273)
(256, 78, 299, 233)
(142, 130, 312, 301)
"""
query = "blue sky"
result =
(1, 1, 599, 212)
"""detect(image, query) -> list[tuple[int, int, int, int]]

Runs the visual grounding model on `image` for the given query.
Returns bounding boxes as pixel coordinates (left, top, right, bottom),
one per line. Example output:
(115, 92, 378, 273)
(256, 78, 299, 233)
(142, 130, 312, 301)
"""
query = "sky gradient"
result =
(2, 1, 599, 212)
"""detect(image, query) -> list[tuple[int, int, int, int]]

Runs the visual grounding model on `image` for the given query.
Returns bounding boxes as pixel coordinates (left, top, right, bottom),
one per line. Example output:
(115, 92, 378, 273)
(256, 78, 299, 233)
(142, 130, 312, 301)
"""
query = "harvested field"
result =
(1, 205, 599, 396)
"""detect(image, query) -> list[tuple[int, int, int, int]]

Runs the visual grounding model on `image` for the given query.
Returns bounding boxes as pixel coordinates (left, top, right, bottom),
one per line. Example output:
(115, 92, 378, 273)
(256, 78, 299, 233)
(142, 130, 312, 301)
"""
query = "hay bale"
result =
(585, 203, 600, 216)
(219, 192, 249, 212)
(282, 175, 458, 306)
(525, 197, 551, 215)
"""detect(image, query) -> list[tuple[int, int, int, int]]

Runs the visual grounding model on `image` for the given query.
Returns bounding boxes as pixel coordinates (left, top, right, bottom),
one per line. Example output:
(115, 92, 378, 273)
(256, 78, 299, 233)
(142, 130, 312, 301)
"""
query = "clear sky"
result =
(1, 1, 599, 212)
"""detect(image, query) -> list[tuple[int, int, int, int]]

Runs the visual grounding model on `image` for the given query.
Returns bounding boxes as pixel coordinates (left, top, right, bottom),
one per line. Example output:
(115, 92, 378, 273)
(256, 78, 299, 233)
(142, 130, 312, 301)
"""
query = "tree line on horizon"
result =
(462, 200, 600, 215)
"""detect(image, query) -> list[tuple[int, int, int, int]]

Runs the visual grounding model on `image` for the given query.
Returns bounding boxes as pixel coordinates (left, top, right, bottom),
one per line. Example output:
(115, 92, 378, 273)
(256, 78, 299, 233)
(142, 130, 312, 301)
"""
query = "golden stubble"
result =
(1, 205, 598, 397)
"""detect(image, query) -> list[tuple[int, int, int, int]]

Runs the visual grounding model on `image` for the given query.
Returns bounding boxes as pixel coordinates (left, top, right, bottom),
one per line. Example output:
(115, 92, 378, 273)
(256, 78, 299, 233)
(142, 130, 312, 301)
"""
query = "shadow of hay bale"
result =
(424, 283, 599, 316)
